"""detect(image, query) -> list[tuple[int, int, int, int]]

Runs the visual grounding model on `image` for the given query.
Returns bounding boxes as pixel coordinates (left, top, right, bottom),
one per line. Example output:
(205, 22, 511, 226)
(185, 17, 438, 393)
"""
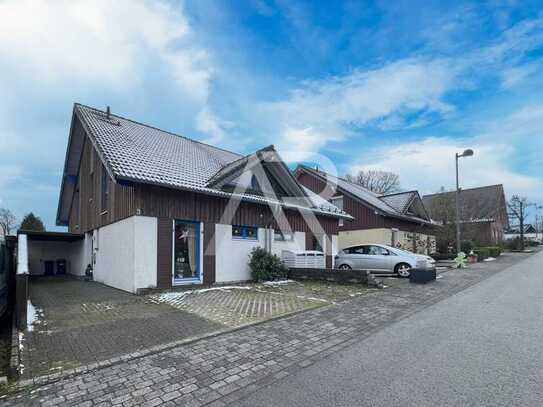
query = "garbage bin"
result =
(56, 259, 67, 275)
(409, 268, 436, 284)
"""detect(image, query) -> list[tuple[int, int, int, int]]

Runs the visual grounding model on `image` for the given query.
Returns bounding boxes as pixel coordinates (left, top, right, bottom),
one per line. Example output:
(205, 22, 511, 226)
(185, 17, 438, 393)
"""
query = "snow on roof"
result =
(296, 166, 432, 224)
(71, 104, 350, 219)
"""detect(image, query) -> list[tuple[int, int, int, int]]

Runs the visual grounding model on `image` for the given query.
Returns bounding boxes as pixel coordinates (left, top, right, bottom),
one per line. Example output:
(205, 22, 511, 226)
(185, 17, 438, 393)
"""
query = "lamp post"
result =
(455, 149, 474, 254)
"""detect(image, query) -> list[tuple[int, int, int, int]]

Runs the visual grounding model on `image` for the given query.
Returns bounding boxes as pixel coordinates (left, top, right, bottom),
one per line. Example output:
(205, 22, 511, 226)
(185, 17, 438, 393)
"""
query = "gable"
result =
(295, 165, 433, 225)
(423, 184, 508, 225)
(57, 105, 351, 226)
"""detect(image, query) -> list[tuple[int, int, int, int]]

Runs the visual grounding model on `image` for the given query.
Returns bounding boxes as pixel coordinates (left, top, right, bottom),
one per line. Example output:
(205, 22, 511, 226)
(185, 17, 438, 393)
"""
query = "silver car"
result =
(334, 244, 436, 277)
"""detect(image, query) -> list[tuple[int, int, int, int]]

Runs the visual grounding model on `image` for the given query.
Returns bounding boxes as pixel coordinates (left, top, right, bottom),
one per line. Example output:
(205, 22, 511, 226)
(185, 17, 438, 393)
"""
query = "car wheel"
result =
(395, 263, 411, 278)
(338, 264, 352, 270)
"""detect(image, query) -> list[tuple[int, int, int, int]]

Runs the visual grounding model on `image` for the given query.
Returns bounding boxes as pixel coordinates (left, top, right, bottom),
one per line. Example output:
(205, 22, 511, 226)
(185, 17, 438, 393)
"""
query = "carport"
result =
(19, 230, 89, 277)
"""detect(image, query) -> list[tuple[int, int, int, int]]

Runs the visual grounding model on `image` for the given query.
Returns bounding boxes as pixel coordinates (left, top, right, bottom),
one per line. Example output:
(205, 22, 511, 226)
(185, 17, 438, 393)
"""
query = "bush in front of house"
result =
(473, 247, 491, 261)
(460, 240, 474, 254)
(486, 246, 502, 257)
(249, 246, 288, 282)
(430, 253, 456, 261)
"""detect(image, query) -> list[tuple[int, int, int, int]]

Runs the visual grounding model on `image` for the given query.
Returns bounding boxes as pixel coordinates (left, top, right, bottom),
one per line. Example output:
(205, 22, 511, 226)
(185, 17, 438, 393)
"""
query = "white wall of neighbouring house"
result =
(339, 228, 393, 249)
(214, 224, 265, 283)
(27, 239, 86, 276)
(94, 215, 157, 293)
(270, 231, 305, 258)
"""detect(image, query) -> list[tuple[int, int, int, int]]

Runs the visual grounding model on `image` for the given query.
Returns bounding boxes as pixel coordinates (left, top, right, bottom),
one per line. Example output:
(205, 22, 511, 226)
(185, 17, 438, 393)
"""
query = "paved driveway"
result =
(21, 277, 221, 381)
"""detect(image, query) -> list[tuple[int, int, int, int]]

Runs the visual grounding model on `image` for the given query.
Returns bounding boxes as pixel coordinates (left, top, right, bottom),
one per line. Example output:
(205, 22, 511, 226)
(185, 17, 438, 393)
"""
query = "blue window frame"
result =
(232, 225, 258, 240)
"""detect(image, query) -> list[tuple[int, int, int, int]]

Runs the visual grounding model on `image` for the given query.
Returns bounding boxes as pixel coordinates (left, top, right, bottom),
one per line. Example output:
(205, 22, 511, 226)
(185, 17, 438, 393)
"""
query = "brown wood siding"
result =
(67, 116, 136, 233)
(156, 218, 173, 289)
(135, 184, 337, 236)
(297, 172, 328, 195)
(202, 222, 216, 285)
(341, 195, 385, 231)
(297, 169, 435, 236)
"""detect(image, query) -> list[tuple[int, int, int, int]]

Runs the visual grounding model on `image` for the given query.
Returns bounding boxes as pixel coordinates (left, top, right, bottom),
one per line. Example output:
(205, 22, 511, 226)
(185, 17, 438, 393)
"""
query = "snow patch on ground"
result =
(262, 280, 295, 286)
(296, 295, 330, 303)
(155, 286, 251, 301)
(26, 300, 44, 332)
(484, 257, 496, 262)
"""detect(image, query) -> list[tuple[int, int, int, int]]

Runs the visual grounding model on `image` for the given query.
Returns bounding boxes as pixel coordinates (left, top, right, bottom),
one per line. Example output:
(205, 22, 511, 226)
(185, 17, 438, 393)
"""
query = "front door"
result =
(44, 261, 55, 276)
(173, 220, 200, 284)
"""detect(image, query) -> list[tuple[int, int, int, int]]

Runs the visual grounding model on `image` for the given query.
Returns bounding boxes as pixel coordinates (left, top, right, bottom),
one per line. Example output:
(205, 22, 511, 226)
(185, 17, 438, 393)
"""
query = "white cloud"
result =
(0, 0, 223, 136)
(257, 16, 543, 158)
(264, 58, 460, 158)
(348, 137, 543, 202)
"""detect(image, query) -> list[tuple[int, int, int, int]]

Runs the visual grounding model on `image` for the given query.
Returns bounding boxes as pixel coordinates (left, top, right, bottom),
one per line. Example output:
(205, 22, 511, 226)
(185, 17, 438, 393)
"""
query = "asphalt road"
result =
(234, 250, 543, 407)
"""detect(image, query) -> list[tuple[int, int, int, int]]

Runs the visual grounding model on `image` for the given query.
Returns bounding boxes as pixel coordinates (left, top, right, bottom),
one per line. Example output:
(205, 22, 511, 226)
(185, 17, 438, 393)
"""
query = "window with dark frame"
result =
(101, 167, 109, 212)
(74, 189, 80, 228)
(232, 225, 258, 240)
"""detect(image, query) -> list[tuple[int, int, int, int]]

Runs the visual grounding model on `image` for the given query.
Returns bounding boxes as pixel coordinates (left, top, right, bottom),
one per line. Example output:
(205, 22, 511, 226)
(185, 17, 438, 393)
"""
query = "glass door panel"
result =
(173, 220, 200, 283)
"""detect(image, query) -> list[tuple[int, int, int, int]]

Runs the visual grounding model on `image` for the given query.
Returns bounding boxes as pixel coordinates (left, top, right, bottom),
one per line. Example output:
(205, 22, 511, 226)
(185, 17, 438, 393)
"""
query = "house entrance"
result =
(173, 220, 200, 284)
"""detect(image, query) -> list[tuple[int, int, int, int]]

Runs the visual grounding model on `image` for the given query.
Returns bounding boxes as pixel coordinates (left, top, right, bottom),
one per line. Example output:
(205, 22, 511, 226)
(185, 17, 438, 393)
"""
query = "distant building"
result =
(422, 184, 509, 247)
(504, 224, 541, 243)
(295, 165, 437, 254)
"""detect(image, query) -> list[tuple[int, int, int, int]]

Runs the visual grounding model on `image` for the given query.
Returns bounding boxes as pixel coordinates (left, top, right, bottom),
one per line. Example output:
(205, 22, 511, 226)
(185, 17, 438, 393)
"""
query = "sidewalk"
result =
(2, 251, 533, 406)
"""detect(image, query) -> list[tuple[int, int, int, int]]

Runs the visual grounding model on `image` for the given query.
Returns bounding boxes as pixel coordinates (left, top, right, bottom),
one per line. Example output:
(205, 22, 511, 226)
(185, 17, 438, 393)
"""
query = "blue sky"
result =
(1, 0, 543, 230)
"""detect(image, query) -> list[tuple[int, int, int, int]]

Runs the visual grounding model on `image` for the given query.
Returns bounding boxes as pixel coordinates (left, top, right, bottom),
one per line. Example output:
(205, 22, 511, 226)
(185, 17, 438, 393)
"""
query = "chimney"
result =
(315, 165, 319, 172)
(106, 106, 111, 119)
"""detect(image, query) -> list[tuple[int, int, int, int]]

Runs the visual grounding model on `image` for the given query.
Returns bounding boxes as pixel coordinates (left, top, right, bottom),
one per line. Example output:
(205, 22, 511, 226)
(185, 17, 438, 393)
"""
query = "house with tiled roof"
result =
(422, 184, 509, 246)
(294, 165, 437, 254)
(48, 104, 351, 293)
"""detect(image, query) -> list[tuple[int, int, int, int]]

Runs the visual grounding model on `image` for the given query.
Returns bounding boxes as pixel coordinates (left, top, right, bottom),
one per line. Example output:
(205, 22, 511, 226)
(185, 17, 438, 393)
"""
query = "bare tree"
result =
(345, 170, 401, 194)
(0, 208, 17, 237)
(508, 195, 534, 251)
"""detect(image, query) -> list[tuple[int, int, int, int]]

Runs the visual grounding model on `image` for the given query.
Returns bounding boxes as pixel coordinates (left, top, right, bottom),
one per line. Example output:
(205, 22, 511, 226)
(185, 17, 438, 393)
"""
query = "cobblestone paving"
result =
(20, 278, 221, 381)
(3, 253, 531, 406)
(149, 281, 372, 327)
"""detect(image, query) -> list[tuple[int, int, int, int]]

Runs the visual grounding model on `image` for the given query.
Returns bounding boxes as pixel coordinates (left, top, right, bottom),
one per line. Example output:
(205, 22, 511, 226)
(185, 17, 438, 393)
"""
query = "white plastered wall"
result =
(270, 231, 306, 258)
(339, 228, 435, 254)
(338, 228, 393, 249)
(214, 224, 265, 283)
(94, 216, 157, 293)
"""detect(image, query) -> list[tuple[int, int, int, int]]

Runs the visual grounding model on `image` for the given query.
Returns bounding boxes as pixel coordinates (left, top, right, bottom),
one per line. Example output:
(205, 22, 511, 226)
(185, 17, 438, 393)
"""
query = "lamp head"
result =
(461, 149, 474, 157)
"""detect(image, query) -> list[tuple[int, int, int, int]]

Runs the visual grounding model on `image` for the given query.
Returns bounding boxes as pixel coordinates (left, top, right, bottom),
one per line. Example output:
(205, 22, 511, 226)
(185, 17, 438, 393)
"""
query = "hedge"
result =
(473, 246, 502, 261)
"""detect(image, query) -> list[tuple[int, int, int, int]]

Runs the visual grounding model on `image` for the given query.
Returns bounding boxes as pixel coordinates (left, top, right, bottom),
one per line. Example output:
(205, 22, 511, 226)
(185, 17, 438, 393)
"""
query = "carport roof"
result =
(18, 230, 84, 242)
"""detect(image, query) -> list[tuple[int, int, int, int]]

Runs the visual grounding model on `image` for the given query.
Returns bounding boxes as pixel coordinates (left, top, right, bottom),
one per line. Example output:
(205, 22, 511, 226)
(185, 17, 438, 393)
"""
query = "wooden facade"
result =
(296, 170, 435, 235)
(68, 118, 135, 233)
(67, 127, 339, 288)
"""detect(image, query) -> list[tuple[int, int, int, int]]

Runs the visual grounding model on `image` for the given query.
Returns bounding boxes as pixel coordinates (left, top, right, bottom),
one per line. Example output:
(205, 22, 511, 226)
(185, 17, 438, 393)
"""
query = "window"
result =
(331, 195, 344, 227)
(89, 148, 95, 174)
(232, 225, 258, 240)
(101, 167, 109, 212)
(368, 245, 390, 256)
(274, 230, 294, 242)
(74, 189, 80, 228)
(345, 246, 365, 254)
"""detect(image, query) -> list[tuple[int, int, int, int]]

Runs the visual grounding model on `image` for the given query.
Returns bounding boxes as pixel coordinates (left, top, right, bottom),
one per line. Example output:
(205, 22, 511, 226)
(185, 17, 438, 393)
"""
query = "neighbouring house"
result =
(504, 224, 541, 243)
(294, 165, 437, 254)
(422, 184, 509, 248)
(45, 104, 351, 293)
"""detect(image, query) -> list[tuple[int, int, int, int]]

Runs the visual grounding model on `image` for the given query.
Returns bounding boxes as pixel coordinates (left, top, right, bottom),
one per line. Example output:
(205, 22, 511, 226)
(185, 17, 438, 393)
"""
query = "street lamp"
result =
(455, 149, 474, 254)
